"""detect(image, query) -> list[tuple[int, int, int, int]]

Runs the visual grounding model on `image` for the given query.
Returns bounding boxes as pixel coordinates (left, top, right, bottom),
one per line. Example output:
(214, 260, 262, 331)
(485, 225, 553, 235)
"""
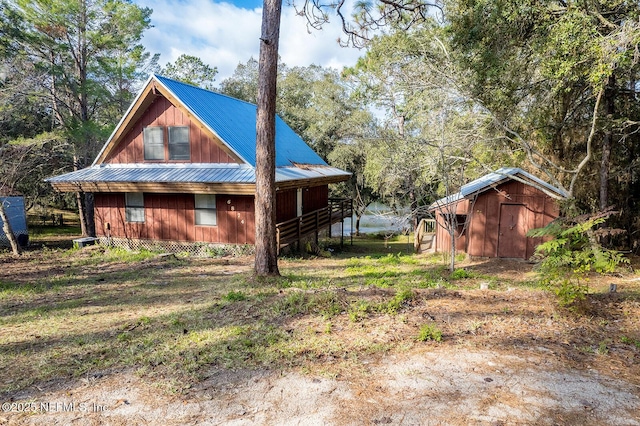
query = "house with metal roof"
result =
(422, 167, 566, 259)
(47, 74, 351, 251)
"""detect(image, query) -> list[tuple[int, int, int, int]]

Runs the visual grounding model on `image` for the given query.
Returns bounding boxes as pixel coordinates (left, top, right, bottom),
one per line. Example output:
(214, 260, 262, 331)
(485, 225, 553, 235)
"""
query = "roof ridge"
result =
(152, 73, 259, 108)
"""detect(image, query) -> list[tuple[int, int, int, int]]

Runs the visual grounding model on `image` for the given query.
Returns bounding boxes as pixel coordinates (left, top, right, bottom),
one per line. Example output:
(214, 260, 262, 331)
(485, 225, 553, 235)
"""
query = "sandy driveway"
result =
(3, 348, 639, 425)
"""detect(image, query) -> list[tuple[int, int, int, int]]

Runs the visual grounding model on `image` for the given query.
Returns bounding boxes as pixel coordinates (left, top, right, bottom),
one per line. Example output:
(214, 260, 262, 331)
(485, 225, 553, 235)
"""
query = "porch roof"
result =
(46, 163, 351, 193)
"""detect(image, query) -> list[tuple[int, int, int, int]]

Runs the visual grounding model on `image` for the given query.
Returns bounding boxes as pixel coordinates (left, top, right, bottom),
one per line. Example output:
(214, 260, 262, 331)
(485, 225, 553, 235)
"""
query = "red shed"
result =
(47, 74, 351, 252)
(428, 168, 566, 259)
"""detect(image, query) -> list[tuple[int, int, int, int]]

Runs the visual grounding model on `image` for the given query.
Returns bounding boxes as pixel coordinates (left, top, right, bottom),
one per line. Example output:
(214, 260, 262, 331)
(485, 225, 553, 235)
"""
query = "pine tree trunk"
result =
(76, 190, 88, 237)
(0, 202, 21, 256)
(254, 0, 282, 276)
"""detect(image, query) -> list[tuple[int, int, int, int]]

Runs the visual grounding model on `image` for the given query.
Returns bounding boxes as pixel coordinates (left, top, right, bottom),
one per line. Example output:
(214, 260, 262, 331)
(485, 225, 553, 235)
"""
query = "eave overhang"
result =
(46, 164, 351, 194)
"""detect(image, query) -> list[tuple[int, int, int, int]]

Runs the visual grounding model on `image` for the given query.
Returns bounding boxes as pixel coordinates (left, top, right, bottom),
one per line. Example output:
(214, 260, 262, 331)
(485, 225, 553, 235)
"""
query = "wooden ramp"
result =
(414, 218, 436, 254)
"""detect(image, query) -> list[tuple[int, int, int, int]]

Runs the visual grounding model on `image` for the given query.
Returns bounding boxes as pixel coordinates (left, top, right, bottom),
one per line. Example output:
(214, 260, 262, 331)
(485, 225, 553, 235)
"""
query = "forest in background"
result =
(2, 0, 640, 250)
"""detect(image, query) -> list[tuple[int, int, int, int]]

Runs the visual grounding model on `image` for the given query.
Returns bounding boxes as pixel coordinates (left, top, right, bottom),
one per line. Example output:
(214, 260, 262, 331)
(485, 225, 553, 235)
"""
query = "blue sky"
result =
(133, 0, 365, 84)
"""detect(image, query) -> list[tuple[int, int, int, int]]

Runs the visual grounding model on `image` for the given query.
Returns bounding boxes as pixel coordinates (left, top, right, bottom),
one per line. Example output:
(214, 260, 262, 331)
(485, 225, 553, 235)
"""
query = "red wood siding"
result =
(275, 186, 328, 222)
(303, 185, 329, 214)
(276, 189, 297, 223)
(433, 180, 560, 259)
(497, 204, 527, 258)
(105, 96, 237, 164)
(216, 195, 255, 244)
(94, 193, 255, 244)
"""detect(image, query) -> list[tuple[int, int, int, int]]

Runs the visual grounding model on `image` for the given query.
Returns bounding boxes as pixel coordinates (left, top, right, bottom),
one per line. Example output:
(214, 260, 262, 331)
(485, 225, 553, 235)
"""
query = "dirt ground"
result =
(2, 250, 640, 425)
(2, 347, 639, 425)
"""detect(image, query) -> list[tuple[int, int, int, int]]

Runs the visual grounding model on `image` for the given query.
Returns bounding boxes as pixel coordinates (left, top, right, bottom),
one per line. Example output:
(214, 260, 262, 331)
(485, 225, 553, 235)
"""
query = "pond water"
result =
(331, 203, 411, 236)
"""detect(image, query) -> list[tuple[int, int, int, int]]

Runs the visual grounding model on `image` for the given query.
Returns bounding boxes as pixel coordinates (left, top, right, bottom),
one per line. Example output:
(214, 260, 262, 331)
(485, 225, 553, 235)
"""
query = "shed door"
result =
(497, 204, 527, 259)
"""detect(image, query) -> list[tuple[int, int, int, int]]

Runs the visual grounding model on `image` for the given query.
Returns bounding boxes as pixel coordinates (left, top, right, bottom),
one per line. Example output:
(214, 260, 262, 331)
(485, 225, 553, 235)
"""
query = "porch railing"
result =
(276, 198, 353, 254)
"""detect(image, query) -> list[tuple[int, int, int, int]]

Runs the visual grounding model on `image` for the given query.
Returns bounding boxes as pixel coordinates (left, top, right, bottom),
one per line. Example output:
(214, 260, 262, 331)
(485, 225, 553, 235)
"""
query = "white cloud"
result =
(135, 0, 364, 84)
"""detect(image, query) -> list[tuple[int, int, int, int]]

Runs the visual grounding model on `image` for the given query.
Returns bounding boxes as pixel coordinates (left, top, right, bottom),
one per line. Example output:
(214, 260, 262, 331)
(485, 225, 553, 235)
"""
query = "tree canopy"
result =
(161, 54, 218, 89)
(3, 0, 640, 256)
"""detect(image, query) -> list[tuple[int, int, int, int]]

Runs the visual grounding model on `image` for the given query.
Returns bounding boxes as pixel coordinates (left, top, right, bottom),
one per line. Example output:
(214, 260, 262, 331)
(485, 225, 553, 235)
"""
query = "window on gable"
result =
(143, 127, 164, 160)
(195, 194, 216, 226)
(125, 193, 145, 223)
(168, 126, 190, 160)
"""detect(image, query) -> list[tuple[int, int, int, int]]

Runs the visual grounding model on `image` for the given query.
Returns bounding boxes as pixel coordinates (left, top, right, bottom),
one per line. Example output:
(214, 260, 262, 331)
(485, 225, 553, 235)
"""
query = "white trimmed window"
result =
(125, 193, 145, 223)
(168, 126, 190, 160)
(195, 194, 216, 226)
(143, 127, 164, 160)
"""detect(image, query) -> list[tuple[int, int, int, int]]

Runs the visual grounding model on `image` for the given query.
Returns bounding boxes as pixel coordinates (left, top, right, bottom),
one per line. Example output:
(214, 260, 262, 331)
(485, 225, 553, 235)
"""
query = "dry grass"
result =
(1, 238, 640, 401)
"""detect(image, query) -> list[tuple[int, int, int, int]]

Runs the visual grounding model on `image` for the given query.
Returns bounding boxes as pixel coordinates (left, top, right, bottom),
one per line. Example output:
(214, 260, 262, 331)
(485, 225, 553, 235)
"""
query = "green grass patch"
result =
(450, 268, 475, 280)
(223, 290, 248, 302)
(621, 336, 640, 349)
(379, 288, 415, 315)
(29, 225, 82, 237)
(273, 290, 343, 319)
(348, 300, 372, 322)
(417, 323, 443, 342)
(4, 240, 624, 397)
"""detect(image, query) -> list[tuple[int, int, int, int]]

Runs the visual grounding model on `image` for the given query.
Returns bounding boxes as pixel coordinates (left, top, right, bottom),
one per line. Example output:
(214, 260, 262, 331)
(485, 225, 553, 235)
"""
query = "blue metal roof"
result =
(429, 167, 567, 209)
(154, 74, 327, 168)
(46, 163, 350, 185)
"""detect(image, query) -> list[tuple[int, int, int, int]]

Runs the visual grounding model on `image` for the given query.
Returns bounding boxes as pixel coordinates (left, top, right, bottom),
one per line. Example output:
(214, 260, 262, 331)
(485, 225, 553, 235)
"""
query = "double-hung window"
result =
(195, 194, 216, 226)
(168, 126, 190, 160)
(125, 193, 145, 223)
(143, 127, 164, 160)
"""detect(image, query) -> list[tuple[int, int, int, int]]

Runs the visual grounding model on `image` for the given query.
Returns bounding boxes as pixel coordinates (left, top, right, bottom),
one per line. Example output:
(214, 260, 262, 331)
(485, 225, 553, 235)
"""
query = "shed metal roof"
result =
(460, 167, 567, 198)
(46, 163, 350, 185)
(154, 75, 327, 168)
(429, 167, 567, 209)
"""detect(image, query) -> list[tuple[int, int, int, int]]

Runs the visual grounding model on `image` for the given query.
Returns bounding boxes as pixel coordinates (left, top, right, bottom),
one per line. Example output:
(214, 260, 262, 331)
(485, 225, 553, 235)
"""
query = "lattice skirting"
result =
(98, 237, 254, 257)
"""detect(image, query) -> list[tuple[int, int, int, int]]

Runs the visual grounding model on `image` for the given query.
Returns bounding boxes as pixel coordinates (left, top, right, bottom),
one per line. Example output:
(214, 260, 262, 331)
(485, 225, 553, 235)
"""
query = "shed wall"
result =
(105, 96, 237, 164)
(433, 180, 559, 259)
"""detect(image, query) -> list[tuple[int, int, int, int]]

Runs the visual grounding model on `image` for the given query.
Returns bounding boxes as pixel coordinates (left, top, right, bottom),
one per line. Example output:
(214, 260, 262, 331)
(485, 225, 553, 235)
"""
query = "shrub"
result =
(529, 215, 628, 308)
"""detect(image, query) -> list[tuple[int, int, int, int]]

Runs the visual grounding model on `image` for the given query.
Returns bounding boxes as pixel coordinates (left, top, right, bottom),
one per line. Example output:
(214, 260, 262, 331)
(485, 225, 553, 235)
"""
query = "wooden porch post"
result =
(350, 199, 353, 246)
(340, 201, 344, 248)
